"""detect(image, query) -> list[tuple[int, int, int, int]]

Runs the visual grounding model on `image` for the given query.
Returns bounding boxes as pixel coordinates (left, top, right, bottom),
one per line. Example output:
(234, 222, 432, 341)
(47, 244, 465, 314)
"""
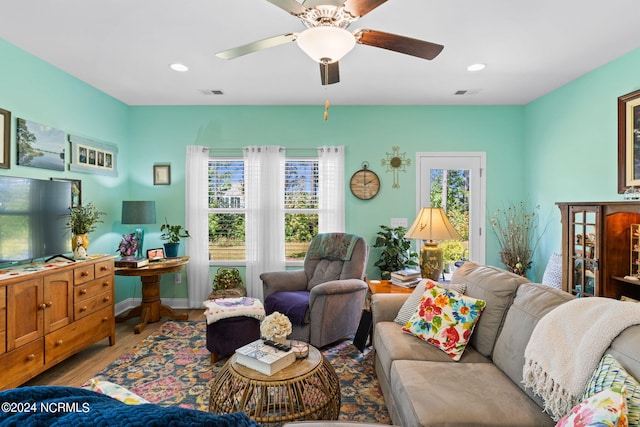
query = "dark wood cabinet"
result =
(557, 201, 640, 299)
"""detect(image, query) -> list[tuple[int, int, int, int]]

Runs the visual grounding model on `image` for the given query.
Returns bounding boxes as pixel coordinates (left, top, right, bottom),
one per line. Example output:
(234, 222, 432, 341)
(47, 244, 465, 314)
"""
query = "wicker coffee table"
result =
(209, 345, 340, 425)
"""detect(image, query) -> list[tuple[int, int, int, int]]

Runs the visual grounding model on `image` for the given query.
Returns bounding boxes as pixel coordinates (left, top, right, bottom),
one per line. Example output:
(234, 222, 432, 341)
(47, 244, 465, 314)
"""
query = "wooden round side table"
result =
(209, 345, 341, 425)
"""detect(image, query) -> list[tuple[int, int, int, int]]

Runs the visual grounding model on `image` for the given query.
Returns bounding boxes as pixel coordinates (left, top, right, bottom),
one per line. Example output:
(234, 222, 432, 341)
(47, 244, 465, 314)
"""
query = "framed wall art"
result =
(69, 134, 118, 177)
(16, 118, 65, 171)
(51, 178, 82, 208)
(0, 108, 10, 169)
(153, 164, 171, 185)
(618, 89, 640, 193)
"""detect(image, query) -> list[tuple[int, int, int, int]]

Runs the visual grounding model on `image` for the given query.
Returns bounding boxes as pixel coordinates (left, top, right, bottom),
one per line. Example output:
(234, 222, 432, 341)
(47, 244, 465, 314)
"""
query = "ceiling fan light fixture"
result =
(296, 26, 356, 63)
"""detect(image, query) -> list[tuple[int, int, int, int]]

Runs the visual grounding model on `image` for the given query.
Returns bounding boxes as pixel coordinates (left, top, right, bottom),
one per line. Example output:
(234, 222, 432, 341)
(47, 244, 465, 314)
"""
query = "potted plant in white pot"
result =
(160, 220, 190, 258)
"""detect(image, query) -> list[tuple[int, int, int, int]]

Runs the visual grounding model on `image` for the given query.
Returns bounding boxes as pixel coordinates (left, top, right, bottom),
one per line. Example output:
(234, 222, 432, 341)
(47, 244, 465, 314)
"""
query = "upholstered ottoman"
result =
(203, 297, 265, 363)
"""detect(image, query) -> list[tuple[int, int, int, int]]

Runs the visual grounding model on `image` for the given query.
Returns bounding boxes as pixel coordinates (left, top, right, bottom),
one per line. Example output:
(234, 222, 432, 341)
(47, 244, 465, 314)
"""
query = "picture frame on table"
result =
(147, 248, 164, 261)
(153, 164, 171, 185)
(617, 89, 640, 193)
(50, 178, 82, 208)
(0, 108, 10, 169)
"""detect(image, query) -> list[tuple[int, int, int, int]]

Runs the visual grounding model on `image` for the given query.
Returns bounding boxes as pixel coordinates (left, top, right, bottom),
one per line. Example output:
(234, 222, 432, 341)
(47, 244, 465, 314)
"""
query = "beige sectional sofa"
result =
(371, 262, 640, 427)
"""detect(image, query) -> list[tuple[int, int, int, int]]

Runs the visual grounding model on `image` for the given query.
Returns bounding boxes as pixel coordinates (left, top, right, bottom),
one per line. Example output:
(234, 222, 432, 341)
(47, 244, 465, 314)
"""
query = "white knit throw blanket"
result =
(523, 297, 640, 421)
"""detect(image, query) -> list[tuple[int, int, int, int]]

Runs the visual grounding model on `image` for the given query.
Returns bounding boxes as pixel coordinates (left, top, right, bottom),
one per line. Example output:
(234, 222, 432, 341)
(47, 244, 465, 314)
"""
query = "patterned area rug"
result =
(86, 320, 391, 424)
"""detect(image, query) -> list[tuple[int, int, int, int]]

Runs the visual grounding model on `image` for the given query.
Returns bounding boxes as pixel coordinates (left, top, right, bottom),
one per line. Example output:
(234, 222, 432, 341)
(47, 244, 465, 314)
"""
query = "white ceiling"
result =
(1, 0, 639, 106)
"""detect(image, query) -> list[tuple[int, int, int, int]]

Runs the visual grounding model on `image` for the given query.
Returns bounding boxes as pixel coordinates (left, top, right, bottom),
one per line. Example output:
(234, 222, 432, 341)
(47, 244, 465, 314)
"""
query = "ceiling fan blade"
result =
(216, 33, 297, 60)
(303, 0, 346, 7)
(355, 29, 444, 60)
(319, 61, 340, 85)
(343, 0, 388, 17)
(266, 0, 307, 16)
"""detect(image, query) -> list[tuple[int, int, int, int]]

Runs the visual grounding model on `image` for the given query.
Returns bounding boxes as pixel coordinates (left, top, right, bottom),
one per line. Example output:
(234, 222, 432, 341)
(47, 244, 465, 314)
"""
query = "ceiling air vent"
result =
(199, 89, 224, 96)
(454, 89, 480, 96)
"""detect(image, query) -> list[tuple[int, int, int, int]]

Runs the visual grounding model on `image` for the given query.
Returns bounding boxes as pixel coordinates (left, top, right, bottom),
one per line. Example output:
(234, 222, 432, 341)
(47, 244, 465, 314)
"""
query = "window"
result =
(208, 157, 320, 263)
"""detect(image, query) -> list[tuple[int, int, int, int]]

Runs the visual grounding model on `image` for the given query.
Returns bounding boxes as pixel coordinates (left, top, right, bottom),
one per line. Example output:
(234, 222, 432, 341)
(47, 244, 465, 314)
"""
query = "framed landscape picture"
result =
(69, 134, 118, 177)
(153, 164, 171, 185)
(16, 118, 65, 171)
(618, 89, 640, 193)
(0, 108, 10, 169)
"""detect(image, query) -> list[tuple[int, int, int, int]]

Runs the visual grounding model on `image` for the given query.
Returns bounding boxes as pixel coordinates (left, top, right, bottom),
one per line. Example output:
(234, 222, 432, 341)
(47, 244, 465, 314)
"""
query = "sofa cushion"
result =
(556, 388, 628, 427)
(401, 284, 486, 361)
(450, 261, 529, 357)
(373, 321, 490, 383)
(580, 354, 640, 426)
(492, 282, 574, 406)
(394, 279, 467, 326)
(390, 359, 554, 427)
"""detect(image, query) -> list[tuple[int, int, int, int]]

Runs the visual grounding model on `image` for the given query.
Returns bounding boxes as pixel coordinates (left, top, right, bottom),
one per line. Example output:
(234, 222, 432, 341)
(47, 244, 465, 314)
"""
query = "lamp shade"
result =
(405, 207, 461, 241)
(296, 26, 356, 63)
(121, 201, 156, 225)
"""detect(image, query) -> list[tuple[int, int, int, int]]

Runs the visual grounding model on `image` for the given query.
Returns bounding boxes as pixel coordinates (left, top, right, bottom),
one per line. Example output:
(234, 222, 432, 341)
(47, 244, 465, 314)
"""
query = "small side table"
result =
(209, 345, 341, 425)
(115, 256, 190, 333)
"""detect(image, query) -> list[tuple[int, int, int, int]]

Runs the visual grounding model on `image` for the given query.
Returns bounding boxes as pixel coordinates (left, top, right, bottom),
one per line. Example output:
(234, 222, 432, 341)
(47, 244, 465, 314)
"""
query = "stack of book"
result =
(390, 268, 421, 287)
(114, 257, 149, 268)
(235, 339, 296, 376)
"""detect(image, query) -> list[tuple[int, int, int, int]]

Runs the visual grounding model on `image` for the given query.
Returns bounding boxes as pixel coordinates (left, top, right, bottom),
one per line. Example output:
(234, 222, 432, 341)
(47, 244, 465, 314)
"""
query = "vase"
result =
(72, 234, 89, 259)
(163, 242, 180, 258)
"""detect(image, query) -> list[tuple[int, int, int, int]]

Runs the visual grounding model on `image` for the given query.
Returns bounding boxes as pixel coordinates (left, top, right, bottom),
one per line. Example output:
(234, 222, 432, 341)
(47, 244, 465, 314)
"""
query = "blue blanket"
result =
(265, 291, 310, 326)
(0, 386, 258, 427)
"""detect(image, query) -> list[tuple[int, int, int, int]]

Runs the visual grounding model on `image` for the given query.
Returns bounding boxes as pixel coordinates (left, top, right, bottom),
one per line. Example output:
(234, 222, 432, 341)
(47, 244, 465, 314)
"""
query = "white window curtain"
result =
(244, 145, 285, 300)
(318, 145, 345, 233)
(185, 145, 211, 308)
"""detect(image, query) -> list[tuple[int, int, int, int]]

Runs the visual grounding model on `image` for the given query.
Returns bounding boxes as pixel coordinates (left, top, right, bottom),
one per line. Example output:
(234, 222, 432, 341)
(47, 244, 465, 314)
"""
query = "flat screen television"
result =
(0, 176, 72, 264)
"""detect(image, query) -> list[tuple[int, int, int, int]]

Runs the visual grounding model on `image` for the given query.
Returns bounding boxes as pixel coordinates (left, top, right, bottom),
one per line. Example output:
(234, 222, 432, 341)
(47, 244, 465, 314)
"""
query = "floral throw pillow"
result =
(401, 282, 485, 361)
(394, 279, 467, 326)
(555, 388, 628, 427)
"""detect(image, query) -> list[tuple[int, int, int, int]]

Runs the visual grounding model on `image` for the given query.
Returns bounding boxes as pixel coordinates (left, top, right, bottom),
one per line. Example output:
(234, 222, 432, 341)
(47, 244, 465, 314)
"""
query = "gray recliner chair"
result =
(260, 233, 370, 348)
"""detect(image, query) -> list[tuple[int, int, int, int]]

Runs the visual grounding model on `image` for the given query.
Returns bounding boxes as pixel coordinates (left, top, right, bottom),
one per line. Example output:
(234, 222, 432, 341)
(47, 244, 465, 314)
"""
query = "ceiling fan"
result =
(216, 0, 444, 85)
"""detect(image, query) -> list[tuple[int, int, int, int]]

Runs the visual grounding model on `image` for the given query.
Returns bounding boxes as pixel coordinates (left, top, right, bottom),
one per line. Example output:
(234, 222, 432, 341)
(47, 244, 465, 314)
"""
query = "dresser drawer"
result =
(74, 290, 112, 320)
(94, 260, 114, 278)
(74, 276, 113, 303)
(46, 307, 113, 365)
(1, 338, 44, 388)
(73, 265, 95, 285)
(0, 287, 5, 355)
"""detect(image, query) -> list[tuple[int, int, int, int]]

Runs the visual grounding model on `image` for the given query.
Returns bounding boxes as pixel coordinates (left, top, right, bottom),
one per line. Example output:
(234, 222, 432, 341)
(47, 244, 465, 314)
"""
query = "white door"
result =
(416, 152, 486, 265)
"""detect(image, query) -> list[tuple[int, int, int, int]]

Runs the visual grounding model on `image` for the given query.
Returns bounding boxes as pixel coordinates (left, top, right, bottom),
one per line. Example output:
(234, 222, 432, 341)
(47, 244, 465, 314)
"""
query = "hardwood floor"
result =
(24, 309, 203, 388)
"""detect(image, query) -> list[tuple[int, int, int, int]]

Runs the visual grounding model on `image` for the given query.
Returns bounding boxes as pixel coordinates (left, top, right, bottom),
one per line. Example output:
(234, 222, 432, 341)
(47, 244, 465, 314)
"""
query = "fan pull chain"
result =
(323, 61, 329, 121)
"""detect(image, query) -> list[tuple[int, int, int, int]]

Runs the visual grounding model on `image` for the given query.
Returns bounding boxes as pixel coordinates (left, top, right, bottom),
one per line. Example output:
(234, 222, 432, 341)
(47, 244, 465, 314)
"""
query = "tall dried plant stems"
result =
(490, 202, 541, 276)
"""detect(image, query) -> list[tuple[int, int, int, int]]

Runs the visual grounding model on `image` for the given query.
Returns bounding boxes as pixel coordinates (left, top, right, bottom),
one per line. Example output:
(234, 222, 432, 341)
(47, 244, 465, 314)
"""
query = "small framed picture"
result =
(154, 164, 171, 185)
(147, 248, 164, 260)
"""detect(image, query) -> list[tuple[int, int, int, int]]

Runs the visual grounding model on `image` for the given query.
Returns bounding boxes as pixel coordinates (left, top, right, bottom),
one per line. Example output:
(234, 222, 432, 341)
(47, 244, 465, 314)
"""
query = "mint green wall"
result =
(5, 35, 636, 305)
(0, 39, 133, 302)
(128, 105, 524, 298)
(524, 48, 640, 280)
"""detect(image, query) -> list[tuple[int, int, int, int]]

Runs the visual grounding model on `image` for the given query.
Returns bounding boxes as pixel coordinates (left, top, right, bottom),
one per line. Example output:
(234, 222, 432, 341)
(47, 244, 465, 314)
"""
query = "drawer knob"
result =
(46, 301, 53, 307)
(102, 317, 108, 322)
(80, 306, 87, 312)
(103, 296, 110, 302)
(100, 266, 108, 271)
(102, 281, 109, 287)
(55, 340, 63, 346)
(26, 354, 35, 361)
(79, 289, 88, 295)
(81, 271, 89, 277)
(38, 303, 47, 310)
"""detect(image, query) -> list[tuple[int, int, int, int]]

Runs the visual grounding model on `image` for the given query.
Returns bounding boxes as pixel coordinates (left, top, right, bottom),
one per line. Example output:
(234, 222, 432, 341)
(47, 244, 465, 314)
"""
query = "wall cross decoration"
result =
(381, 146, 411, 188)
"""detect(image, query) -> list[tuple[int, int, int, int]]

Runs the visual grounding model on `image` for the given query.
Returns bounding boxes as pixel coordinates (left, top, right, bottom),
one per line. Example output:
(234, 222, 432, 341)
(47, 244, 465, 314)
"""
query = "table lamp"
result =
(122, 201, 156, 258)
(405, 207, 462, 281)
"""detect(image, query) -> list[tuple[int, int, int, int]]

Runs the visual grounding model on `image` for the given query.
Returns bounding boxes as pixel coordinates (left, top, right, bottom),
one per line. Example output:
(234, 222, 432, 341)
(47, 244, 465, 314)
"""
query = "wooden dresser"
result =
(0, 256, 115, 390)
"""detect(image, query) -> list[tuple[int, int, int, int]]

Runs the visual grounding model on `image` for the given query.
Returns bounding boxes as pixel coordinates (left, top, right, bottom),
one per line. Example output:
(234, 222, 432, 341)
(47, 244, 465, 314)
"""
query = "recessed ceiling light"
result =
(467, 63, 486, 72)
(169, 63, 189, 72)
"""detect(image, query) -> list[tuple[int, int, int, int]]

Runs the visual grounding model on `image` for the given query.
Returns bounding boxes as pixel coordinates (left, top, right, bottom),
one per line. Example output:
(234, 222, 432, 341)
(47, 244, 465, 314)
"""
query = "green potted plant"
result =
(160, 220, 190, 258)
(67, 202, 106, 258)
(213, 267, 243, 290)
(373, 225, 418, 280)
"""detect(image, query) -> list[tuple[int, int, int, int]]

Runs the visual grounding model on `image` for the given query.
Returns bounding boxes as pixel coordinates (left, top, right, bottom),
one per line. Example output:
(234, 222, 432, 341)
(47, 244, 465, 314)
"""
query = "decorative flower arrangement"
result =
(67, 202, 106, 235)
(117, 232, 140, 258)
(260, 312, 292, 342)
(489, 201, 544, 276)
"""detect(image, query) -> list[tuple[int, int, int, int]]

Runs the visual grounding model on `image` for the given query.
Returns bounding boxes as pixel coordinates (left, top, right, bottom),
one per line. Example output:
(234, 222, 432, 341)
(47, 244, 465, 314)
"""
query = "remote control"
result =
(262, 339, 291, 352)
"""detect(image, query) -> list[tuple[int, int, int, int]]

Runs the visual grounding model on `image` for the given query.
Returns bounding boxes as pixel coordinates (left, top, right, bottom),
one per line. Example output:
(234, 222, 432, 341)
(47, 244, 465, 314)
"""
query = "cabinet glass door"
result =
(570, 209, 597, 297)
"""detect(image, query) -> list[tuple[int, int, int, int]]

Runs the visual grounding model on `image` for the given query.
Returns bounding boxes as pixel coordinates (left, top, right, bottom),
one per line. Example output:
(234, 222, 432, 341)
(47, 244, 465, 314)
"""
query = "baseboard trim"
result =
(114, 297, 190, 316)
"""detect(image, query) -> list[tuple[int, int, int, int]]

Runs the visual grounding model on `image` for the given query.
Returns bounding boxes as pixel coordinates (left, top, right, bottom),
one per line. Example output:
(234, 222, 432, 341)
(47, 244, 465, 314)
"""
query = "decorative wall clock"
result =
(381, 146, 411, 188)
(350, 162, 380, 200)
